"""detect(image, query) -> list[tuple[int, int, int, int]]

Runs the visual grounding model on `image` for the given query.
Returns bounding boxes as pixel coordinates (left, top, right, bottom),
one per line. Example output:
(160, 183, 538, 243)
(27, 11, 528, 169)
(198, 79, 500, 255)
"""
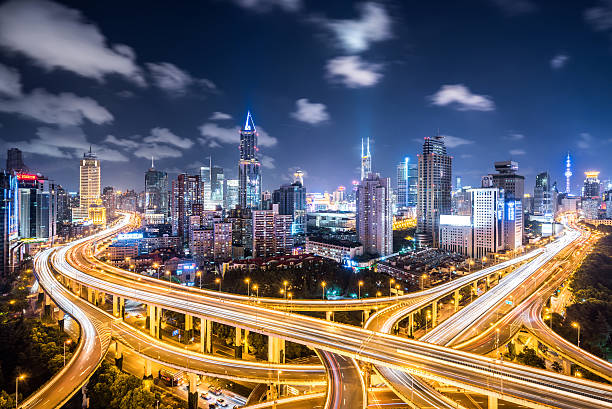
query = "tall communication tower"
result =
(564, 152, 572, 194)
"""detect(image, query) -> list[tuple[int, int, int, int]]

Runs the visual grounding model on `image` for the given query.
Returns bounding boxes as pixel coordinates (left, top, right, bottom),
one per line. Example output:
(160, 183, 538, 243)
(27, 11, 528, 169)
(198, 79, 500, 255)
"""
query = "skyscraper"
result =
(145, 158, 169, 218)
(488, 160, 524, 250)
(224, 179, 239, 210)
(6, 148, 27, 174)
(583, 171, 601, 198)
(272, 175, 307, 235)
(416, 135, 452, 247)
(357, 173, 393, 256)
(72, 148, 101, 222)
(361, 137, 372, 181)
(238, 111, 261, 209)
(18, 173, 43, 239)
(200, 158, 212, 210)
(0, 171, 18, 277)
(533, 172, 553, 215)
(211, 165, 224, 207)
(396, 157, 418, 208)
(173, 173, 202, 241)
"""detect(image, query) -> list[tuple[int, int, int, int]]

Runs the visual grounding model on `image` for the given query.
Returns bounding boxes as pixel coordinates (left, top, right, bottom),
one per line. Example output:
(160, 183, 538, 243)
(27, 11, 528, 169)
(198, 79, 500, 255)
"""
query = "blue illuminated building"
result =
(238, 111, 262, 209)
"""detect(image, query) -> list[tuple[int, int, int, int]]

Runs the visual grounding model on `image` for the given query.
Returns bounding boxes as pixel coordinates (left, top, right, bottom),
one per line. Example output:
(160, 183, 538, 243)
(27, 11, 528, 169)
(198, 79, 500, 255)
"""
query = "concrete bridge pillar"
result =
(244, 329, 250, 355)
(325, 311, 334, 321)
(44, 292, 52, 317)
(187, 372, 198, 409)
(87, 287, 94, 304)
(119, 297, 125, 319)
(454, 289, 460, 312)
(363, 309, 370, 323)
(200, 318, 212, 354)
(235, 327, 242, 348)
(486, 275, 491, 290)
(431, 301, 438, 327)
(268, 336, 285, 363)
(113, 295, 119, 317)
(114, 341, 123, 370)
(562, 359, 571, 376)
(472, 281, 478, 297)
(488, 395, 498, 409)
(185, 314, 193, 341)
(408, 313, 414, 337)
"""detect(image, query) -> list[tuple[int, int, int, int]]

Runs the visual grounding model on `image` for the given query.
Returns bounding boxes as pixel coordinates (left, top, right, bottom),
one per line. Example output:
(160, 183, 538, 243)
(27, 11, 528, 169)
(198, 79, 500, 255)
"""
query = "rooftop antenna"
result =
(151, 156, 155, 168)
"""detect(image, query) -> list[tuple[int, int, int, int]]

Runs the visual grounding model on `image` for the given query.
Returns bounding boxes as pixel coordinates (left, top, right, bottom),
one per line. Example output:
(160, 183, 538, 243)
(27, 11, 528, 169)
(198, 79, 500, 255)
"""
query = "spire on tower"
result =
(367, 137, 370, 156)
(151, 156, 155, 169)
(243, 111, 256, 131)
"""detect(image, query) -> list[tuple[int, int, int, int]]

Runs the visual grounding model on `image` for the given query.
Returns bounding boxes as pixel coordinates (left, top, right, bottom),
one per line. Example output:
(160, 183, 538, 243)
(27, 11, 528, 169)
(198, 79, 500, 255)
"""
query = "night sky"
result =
(0, 0, 611, 193)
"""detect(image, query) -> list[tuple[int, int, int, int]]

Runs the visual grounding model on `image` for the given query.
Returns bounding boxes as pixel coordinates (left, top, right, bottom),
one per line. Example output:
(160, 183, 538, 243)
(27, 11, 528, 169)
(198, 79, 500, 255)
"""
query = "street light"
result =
(482, 256, 487, 267)
(196, 271, 202, 289)
(321, 281, 326, 300)
(572, 322, 580, 347)
(449, 266, 455, 282)
(287, 292, 293, 302)
(420, 274, 427, 291)
(469, 259, 475, 273)
(252, 284, 259, 300)
(395, 284, 400, 300)
(245, 278, 251, 297)
(64, 339, 72, 366)
(389, 278, 395, 297)
(165, 270, 171, 282)
(215, 277, 221, 292)
(283, 281, 289, 300)
(358, 280, 364, 299)
(16, 374, 25, 409)
(153, 263, 160, 279)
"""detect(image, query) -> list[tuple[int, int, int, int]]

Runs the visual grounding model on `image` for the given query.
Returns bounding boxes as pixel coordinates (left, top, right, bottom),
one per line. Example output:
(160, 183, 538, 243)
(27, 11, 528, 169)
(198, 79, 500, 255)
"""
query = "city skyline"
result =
(0, 0, 611, 193)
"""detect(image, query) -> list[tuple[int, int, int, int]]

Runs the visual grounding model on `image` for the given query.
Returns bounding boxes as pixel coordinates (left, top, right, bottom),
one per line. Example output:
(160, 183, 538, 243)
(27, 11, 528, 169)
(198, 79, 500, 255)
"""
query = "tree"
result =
(516, 347, 546, 369)
(551, 361, 563, 373)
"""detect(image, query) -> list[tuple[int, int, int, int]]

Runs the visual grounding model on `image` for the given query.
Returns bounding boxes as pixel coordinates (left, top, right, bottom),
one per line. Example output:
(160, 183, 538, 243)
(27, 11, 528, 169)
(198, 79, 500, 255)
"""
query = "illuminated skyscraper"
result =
(583, 171, 601, 198)
(145, 157, 169, 219)
(72, 148, 100, 222)
(238, 111, 261, 209)
(564, 152, 572, 194)
(357, 173, 393, 256)
(0, 171, 18, 277)
(533, 172, 553, 216)
(361, 137, 372, 181)
(397, 157, 418, 208)
(416, 135, 452, 247)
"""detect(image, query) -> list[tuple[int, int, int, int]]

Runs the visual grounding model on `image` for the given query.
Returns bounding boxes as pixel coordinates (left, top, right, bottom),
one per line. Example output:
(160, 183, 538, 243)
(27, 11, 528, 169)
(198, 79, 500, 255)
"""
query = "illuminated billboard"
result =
(117, 233, 143, 240)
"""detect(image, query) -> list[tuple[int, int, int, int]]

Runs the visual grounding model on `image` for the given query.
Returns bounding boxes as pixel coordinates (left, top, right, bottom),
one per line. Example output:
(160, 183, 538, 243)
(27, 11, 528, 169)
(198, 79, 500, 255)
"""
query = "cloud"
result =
(550, 54, 569, 69)
(509, 149, 526, 155)
(489, 0, 536, 16)
(0, 63, 22, 97)
(210, 112, 232, 120)
(104, 134, 140, 149)
(133, 143, 183, 159)
(146, 62, 215, 95)
(230, 0, 301, 12)
(505, 132, 525, 140)
(442, 135, 474, 148)
(326, 56, 383, 88)
(0, 88, 113, 125)
(3, 125, 128, 161)
(429, 84, 495, 111)
(290, 98, 329, 125)
(319, 2, 392, 53)
(143, 127, 194, 149)
(577, 132, 592, 149)
(260, 154, 276, 169)
(460, 154, 473, 159)
(0, 0, 144, 85)
(198, 123, 278, 147)
(585, 1, 612, 31)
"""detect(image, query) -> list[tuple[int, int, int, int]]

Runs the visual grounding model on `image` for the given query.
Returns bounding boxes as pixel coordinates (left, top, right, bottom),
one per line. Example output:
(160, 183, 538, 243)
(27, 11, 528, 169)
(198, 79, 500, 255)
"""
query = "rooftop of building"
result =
(306, 236, 362, 248)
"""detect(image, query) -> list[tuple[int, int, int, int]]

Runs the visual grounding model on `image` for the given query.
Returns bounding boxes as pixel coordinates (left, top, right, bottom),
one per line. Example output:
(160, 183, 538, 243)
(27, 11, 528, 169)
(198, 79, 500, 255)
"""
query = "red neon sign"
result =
(17, 174, 37, 181)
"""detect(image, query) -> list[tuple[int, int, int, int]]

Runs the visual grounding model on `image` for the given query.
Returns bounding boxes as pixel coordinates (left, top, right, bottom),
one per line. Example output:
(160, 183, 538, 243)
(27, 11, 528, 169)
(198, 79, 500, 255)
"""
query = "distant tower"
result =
(294, 170, 304, 186)
(361, 137, 372, 180)
(564, 152, 572, 194)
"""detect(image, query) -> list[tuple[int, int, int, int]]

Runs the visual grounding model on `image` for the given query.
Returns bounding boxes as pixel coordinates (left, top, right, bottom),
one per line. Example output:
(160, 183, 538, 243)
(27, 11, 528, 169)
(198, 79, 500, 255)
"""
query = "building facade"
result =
(357, 173, 393, 256)
(272, 179, 307, 235)
(72, 149, 101, 222)
(396, 157, 418, 208)
(533, 172, 553, 216)
(145, 159, 169, 219)
(416, 135, 452, 247)
(238, 111, 261, 209)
